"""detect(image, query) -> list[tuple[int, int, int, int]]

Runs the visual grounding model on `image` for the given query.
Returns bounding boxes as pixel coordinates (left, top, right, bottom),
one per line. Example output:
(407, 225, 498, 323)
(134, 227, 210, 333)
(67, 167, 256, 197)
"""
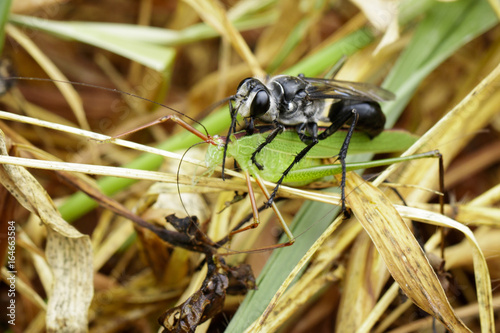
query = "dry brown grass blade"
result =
(6, 24, 91, 132)
(345, 172, 470, 332)
(0, 131, 93, 332)
(350, 0, 400, 55)
(245, 215, 347, 333)
(183, 0, 265, 77)
(356, 202, 494, 332)
(386, 294, 500, 333)
(335, 231, 390, 330)
(1, 265, 47, 310)
(396, 204, 494, 331)
(412, 203, 500, 228)
(470, 183, 500, 206)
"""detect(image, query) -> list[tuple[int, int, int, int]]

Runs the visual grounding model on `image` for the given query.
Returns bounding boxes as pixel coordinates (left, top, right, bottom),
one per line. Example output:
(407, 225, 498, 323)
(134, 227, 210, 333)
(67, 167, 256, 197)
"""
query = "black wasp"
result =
(223, 58, 396, 214)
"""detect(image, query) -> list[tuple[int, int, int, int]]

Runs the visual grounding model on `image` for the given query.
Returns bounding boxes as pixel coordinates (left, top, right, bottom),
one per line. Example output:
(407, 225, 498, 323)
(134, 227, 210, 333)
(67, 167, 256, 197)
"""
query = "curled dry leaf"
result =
(0, 131, 93, 333)
(344, 171, 470, 332)
(158, 256, 255, 333)
(158, 256, 229, 333)
(154, 215, 256, 332)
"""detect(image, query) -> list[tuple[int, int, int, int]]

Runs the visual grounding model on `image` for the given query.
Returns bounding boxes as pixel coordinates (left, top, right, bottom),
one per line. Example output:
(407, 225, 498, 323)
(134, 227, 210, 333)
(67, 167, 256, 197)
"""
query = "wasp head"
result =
(234, 78, 271, 119)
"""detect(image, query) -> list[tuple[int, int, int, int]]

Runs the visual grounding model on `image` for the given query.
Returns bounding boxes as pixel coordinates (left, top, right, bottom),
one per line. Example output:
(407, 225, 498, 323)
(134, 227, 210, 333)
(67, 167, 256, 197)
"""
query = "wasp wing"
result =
(303, 77, 396, 102)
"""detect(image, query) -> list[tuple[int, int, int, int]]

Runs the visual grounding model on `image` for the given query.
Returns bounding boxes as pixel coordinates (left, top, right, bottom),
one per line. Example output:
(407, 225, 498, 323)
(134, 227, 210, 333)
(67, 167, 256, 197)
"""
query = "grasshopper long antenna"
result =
(196, 95, 233, 121)
(176, 141, 211, 226)
(6, 76, 210, 137)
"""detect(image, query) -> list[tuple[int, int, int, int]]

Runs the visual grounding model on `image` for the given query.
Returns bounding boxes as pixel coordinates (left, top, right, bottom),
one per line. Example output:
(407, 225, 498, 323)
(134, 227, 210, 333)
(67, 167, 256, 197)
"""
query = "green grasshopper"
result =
(174, 120, 441, 247)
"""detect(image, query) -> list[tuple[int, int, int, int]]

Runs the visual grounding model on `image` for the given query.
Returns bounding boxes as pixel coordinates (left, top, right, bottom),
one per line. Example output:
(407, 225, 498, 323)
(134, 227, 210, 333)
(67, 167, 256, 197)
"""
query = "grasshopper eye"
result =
(251, 90, 270, 117)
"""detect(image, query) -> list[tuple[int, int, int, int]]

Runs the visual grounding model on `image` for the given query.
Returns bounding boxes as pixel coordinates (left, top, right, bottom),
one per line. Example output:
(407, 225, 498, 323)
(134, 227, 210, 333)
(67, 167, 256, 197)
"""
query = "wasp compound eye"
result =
(251, 90, 270, 117)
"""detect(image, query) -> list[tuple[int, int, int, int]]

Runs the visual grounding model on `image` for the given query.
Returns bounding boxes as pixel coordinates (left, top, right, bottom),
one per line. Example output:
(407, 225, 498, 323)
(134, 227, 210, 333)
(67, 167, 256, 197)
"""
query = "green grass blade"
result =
(8, 10, 276, 71)
(265, 18, 312, 73)
(285, 27, 374, 77)
(0, 0, 12, 54)
(9, 14, 176, 71)
(383, 0, 498, 126)
(11, 12, 276, 45)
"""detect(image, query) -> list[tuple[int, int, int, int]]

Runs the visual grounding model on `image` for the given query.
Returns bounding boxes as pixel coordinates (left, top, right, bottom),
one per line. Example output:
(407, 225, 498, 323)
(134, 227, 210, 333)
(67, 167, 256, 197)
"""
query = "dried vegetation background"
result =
(1, 0, 500, 332)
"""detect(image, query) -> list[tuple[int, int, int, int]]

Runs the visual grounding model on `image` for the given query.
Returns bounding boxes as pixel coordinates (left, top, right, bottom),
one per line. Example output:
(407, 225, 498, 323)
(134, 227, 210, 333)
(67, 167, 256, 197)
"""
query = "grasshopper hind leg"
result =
(218, 171, 295, 254)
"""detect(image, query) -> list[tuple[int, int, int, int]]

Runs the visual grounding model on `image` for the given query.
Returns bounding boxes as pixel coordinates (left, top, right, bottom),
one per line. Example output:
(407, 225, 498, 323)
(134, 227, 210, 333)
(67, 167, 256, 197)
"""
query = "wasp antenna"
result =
(221, 97, 238, 181)
(5, 76, 210, 137)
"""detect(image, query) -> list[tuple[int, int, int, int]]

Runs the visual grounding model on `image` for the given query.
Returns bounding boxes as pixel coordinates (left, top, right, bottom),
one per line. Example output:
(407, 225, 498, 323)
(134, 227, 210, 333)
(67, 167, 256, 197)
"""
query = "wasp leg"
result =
(332, 110, 359, 216)
(250, 122, 284, 170)
(266, 109, 357, 211)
